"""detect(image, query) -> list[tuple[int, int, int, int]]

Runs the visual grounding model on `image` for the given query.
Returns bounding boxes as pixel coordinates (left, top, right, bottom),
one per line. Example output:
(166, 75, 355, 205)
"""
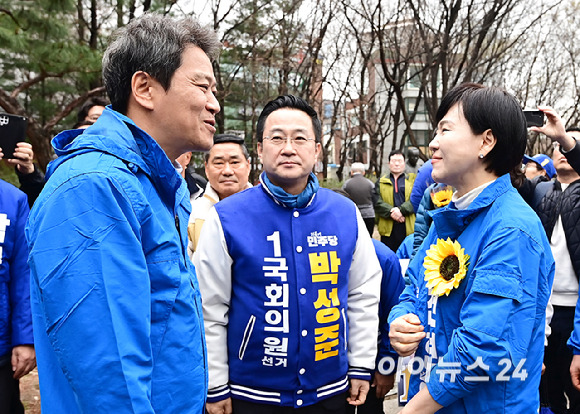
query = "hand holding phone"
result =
(523, 110, 545, 128)
(530, 106, 577, 152)
(0, 113, 28, 159)
(6, 142, 35, 175)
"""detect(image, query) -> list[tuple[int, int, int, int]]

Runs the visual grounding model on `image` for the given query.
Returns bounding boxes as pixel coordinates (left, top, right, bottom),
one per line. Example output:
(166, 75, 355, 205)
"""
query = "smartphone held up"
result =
(523, 110, 545, 128)
(0, 113, 27, 159)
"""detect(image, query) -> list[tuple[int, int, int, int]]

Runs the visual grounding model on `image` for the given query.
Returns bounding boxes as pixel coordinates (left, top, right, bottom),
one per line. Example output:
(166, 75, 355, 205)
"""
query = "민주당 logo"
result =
(423, 238, 470, 297)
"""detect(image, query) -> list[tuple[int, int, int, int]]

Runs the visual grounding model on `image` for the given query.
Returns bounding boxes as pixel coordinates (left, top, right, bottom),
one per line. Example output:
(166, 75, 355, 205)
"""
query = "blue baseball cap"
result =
(523, 154, 556, 179)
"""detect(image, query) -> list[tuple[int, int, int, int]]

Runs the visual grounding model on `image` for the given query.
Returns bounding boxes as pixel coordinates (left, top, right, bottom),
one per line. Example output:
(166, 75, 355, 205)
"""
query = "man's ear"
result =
(314, 142, 322, 162)
(131, 71, 156, 111)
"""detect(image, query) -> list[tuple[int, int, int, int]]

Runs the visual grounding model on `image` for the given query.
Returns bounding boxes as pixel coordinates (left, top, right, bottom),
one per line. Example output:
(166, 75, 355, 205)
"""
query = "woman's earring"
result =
(478, 153, 484, 159)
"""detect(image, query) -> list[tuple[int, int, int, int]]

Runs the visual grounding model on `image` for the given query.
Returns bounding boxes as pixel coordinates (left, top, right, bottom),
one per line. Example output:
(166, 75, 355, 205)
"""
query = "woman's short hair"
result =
(436, 82, 527, 177)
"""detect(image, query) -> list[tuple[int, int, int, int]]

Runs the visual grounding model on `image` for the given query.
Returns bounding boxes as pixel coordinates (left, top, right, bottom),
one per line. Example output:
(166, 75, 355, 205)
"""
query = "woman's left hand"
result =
(389, 313, 425, 356)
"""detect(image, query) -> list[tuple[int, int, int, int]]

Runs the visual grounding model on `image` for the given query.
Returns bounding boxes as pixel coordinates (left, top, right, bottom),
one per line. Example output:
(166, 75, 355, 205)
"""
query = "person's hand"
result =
(11, 345, 36, 380)
(389, 314, 426, 357)
(531, 106, 576, 152)
(2, 142, 36, 175)
(571, 355, 580, 391)
(206, 398, 233, 414)
(347, 378, 369, 406)
(373, 372, 395, 399)
(390, 207, 404, 222)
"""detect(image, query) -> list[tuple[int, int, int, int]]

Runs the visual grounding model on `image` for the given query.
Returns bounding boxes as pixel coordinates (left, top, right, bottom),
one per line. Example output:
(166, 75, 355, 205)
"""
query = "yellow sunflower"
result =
(430, 186, 453, 207)
(423, 238, 470, 296)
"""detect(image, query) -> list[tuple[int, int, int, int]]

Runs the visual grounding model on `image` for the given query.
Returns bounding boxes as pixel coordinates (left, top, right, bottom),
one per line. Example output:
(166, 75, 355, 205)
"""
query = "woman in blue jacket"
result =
(388, 83, 555, 413)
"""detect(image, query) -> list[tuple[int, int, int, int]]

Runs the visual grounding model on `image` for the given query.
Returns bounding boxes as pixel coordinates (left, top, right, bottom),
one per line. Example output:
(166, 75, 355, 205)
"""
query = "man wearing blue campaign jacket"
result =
(0, 180, 35, 413)
(194, 95, 382, 414)
(357, 239, 404, 414)
(26, 14, 220, 413)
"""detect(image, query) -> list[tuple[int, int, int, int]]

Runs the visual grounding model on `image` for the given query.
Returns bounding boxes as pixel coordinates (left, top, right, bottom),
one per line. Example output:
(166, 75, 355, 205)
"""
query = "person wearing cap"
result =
(187, 133, 251, 257)
(193, 95, 381, 414)
(523, 153, 556, 180)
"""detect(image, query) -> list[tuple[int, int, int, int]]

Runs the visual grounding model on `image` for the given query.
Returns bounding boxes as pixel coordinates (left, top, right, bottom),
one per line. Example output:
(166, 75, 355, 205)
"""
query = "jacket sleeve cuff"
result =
(426, 371, 461, 407)
(207, 384, 231, 403)
(568, 336, 580, 355)
(16, 164, 44, 184)
(399, 200, 415, 215)
(387, 302, 414, 325)
(348, 366, 373, 381)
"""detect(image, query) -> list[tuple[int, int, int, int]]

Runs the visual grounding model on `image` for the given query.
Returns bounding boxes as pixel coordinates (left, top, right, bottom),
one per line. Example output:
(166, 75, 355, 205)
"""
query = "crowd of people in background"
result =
(2, 10, 580, 414)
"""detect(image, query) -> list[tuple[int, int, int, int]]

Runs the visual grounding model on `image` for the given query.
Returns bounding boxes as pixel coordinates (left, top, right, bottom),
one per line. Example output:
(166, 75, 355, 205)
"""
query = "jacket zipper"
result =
(239, 315, 256, 360)
(175, 214, 187, 267)
(176, 212, 207, 376)
(341, 309, 348, 350)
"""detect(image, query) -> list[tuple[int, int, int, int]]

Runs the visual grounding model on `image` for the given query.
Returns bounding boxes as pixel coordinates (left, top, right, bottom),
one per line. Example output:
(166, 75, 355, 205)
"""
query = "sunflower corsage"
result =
(423, 238, 470, 296)
(430, 185, 453, 208)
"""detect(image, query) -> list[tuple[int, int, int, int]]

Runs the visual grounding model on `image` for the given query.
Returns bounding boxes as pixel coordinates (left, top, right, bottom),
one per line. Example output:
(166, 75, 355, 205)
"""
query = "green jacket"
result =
(374, 173, 416, 237)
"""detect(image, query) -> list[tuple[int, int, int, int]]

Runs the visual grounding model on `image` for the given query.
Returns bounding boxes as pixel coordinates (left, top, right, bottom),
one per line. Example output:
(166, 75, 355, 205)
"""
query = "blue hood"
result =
(48, 107, 149, 179)
(48, 107, 184, 206)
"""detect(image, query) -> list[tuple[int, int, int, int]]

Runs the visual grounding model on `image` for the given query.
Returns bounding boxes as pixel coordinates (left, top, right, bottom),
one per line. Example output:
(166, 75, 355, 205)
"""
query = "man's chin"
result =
(191, 133, 214, 152)
(217, 185, 241, 196)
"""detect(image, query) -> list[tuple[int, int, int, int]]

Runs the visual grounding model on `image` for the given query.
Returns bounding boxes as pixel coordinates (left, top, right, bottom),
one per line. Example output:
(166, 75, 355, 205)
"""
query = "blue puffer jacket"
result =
(412, 184, 435, 256)
(389, 174, 554, 413)
(0, 180, 32, 362)
(26, 108, 207, 413)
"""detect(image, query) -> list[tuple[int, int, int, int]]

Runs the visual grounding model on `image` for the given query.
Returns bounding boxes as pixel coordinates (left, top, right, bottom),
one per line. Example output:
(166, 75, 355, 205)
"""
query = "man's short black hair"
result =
(389, 149, 405, 161)
(256, 95, 322, 143)
(77, 97, 109, 123)
(213, 133, 244, 145)
(204, 134, 250, 162)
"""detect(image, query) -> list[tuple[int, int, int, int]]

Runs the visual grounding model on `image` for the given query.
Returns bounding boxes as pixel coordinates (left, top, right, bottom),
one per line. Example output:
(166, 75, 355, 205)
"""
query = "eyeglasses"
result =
(525, 162, 540, 170)
(263, 135, 315, 147)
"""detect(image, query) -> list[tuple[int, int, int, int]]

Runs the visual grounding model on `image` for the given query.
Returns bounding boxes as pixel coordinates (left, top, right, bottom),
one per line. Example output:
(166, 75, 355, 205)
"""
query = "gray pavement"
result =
(383, 393, 403, 413)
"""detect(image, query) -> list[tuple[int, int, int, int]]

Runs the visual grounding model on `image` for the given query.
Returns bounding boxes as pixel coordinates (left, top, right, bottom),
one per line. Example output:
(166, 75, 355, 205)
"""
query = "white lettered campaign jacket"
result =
(194, 179, 382, 408)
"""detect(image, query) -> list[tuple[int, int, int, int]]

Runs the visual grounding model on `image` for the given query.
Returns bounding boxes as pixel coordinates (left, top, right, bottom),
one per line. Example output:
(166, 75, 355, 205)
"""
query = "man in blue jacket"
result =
(351, 239, 403, 414)
(194, 95, 382, 414)
(26, 13, 220, 413)
(0, 180, 35, 413)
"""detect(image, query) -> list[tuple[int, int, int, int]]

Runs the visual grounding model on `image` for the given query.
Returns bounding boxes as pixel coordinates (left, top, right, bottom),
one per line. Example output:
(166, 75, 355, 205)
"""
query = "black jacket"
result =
(535, 142, 580, 280)
(16, 165, 45, 208)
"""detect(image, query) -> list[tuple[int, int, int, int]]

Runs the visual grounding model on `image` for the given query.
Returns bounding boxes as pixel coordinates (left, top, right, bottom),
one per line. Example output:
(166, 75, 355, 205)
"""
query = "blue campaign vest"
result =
(215, 185, 359, 406)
